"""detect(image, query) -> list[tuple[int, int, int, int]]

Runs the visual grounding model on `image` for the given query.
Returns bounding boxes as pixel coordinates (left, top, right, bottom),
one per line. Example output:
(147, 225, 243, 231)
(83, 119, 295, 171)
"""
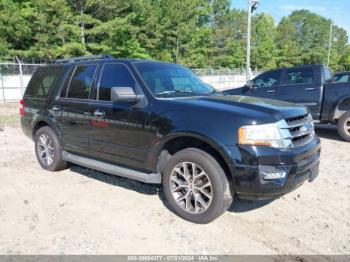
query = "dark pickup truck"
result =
(21, 56, 320, 223)
(225, 64, 350, 141)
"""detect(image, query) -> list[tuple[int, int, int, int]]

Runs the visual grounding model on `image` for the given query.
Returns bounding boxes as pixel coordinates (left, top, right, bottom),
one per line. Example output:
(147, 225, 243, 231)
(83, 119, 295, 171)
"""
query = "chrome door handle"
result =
(305, 87, 316, 91)
(267, 90, 276, 93)
(94, 110, 105, 117)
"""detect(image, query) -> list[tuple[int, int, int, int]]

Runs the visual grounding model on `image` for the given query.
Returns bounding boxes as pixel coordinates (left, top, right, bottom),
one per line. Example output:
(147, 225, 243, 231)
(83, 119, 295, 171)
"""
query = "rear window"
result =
(323, 66, 333, 82)
(25, 66, 64, 98)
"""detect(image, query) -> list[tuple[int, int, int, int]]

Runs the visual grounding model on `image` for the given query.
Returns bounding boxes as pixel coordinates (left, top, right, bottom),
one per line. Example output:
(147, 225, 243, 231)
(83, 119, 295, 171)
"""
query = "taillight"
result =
(19, 99, 25, 116)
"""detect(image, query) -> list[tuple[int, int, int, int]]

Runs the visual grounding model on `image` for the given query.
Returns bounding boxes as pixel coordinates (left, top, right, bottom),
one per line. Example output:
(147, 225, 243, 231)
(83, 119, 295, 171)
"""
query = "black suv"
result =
(21, 55, 321, 223)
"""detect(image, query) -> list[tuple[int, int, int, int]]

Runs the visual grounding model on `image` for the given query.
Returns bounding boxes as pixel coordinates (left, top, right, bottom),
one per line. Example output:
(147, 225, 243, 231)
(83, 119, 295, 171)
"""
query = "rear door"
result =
(23, 66, 64, 128)
(276, 66, 322, 119)
(243, 69, 283, 99)
(88, 63, 152, 170)
(53, 64, 98, 156)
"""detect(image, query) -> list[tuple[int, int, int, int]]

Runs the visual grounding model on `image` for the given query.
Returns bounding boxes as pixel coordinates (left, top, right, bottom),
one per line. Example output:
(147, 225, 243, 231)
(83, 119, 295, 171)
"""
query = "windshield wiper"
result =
(204, 90, 222, 95)
(156, 90, 199, 96)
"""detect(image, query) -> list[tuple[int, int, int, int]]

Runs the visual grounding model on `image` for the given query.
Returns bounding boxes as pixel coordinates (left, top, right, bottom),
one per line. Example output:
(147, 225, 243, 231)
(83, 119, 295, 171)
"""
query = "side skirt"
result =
(62, 151, 161, 184)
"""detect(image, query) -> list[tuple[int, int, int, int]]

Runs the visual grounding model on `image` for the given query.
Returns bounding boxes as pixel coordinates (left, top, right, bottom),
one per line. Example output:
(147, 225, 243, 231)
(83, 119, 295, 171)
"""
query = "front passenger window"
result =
(98, 63, 136, 101)
(251, 70, 281, 88)
(66, 64, 97, 99)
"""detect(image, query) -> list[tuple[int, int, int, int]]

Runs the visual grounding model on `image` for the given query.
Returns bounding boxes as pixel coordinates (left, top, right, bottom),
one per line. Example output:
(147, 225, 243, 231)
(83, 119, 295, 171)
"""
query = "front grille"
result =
(277, 114, 315, 148)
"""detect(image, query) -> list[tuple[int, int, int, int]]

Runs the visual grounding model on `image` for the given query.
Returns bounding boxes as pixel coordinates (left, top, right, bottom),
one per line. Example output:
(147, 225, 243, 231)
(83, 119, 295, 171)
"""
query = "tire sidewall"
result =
(34, 126, 64, 171)
(163, 148, 231, 224)
(337, 112, 350, 142)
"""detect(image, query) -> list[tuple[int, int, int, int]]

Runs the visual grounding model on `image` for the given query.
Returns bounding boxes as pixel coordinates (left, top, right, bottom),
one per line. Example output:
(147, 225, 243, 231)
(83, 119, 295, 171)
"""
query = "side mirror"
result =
(111, 87, 143, 103)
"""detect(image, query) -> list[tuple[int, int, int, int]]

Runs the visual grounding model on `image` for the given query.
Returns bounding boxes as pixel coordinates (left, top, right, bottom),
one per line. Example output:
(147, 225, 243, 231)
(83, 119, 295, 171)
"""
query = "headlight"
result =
(238, 121, 291, 148)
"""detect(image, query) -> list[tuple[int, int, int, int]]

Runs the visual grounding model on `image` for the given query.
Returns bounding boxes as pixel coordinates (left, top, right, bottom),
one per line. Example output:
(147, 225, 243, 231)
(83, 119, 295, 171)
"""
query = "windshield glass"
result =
(133, 62, 217, 97)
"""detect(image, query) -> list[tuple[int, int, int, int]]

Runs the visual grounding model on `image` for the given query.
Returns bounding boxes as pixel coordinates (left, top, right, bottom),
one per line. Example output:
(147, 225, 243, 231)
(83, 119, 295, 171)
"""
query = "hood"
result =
(167, 95, 308, 123)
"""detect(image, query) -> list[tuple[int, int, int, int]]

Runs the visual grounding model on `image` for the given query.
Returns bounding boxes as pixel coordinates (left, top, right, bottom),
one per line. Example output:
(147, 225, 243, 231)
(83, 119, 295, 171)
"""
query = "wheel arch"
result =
(152, 132, 235, 183)
(333, 96, 350, 121)
(31, 116, 61, 140)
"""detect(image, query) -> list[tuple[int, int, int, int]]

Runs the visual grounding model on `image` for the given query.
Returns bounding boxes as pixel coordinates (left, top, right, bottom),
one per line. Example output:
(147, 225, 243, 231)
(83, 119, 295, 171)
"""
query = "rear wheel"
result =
(337, 112, 350, 142)
(162, 148, 232, 224)
(35, 126, 68, 171)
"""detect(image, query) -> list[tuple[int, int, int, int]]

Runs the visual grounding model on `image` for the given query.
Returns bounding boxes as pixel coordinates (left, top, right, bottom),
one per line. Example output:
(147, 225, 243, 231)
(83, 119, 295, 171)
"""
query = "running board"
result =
(62, 151, 161, 184)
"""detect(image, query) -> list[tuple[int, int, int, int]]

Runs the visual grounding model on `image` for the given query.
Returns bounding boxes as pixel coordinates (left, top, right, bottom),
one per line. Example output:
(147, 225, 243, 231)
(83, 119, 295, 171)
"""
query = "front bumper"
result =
(227, 136, 321, 200)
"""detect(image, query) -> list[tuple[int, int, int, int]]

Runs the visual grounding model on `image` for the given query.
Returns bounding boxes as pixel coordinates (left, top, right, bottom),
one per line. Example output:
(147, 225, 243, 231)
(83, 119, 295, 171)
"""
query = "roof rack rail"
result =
(53, 54, 113, 64)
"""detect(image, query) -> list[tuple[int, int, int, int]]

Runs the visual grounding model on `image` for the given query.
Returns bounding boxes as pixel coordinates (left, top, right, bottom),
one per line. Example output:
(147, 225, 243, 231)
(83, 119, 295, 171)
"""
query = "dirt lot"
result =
(0, 103, 349, 255)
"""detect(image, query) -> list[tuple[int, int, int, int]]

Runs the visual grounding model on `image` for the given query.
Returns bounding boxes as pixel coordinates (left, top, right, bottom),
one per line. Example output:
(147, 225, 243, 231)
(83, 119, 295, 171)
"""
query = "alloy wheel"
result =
(170, 162, 213, 214)
(345, 119, 350, 135)
(37, 134, 54, 166)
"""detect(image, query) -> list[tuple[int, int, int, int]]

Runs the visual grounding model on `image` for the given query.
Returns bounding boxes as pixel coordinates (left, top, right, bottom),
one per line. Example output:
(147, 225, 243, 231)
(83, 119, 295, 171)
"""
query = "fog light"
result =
(259, 165, 290, 180)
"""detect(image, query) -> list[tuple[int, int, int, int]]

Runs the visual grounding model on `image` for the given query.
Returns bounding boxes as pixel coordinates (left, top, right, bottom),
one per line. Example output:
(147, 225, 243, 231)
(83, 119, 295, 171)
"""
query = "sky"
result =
(231, 0, 350, 41)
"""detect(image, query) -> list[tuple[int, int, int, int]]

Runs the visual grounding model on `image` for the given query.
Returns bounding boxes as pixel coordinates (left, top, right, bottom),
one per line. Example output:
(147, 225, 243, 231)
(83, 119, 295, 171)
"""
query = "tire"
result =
(337, 111, 350, 142)
(34, 126, 68, 171)
(162, 148, 232, 224)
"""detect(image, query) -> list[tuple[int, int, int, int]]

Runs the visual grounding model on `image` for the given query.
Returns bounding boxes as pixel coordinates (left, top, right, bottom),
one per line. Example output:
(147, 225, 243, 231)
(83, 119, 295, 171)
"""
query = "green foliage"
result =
(0, 1, 349, 70)
(251, 13, 277, 69)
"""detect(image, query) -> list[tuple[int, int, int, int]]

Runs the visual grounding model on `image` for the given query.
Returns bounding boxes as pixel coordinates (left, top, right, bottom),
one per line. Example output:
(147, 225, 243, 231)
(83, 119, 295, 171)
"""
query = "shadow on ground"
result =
(228, 199, 274, 213)
(70, 164, 273, 214)
(315, 125, 342, 141)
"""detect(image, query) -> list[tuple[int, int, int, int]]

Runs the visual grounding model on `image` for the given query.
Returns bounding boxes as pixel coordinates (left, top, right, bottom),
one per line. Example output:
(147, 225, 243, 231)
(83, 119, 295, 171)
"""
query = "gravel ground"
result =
(0, 104, 349, 255)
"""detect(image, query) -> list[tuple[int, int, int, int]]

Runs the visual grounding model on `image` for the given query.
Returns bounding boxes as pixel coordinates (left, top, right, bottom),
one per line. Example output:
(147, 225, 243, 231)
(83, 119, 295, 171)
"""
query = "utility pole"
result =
(327, 23, 333, 67)
(246, 0, 259, 82)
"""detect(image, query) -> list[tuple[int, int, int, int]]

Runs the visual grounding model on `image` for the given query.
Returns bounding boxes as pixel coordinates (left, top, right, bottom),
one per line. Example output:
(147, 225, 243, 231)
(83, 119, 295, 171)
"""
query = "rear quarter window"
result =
(25, 66, 64, 98)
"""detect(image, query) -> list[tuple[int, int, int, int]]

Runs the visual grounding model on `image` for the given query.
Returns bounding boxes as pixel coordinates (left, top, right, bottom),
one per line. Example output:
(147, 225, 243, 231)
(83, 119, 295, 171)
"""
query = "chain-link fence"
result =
(193, 68, 263, 90)
(0, 62, 43, 102)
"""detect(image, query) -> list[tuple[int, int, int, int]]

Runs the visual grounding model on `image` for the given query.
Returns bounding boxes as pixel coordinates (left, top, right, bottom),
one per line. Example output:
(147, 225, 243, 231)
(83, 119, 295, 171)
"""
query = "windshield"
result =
(133, 62, 217, 97)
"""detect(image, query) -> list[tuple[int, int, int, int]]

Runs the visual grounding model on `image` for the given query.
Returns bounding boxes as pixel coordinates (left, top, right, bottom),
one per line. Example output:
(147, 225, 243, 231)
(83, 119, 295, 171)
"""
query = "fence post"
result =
(16, 57, 24, 96)
(0, 69, 5, 103)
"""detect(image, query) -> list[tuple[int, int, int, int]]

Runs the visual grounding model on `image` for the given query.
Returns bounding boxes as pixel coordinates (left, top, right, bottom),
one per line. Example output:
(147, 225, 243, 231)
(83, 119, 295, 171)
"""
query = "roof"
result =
(52, 55, 162, 65)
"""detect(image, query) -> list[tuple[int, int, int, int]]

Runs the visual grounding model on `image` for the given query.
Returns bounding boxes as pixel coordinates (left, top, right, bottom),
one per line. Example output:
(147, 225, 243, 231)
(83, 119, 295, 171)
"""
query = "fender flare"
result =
(145, 131, 236, 174)
(332, 96, 350, 120)
(31, 110, 62, 140)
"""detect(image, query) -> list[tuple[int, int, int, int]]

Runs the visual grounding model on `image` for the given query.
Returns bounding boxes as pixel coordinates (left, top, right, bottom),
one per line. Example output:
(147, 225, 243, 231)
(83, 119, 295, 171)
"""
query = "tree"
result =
(281, 10, 348, 69)
(275, 17, 302, 67)
(209, 4, 246, 68)
(251, 13, 277, 70)
(339, 45, 350, 71)
(0, 1, 348, 70)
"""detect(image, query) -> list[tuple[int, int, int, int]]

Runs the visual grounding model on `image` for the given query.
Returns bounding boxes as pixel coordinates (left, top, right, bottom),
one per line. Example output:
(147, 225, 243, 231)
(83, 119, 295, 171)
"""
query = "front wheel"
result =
(337, 112, 350, 142)
(162, 148, 232, 224)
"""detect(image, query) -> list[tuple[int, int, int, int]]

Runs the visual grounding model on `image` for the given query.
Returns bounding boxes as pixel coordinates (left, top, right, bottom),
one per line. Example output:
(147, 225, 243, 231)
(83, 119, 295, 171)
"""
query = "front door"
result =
(88, 63, 152, 170)
(243, 69, 283, 99)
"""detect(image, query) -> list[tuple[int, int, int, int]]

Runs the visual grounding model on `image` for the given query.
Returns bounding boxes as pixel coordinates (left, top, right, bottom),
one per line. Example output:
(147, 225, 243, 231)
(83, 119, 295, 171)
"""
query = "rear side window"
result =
(66, 64, 98, 99)
(284, 68, 314, 85)
(98, 63, 136, 101)
(25, 67, 63, 98)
